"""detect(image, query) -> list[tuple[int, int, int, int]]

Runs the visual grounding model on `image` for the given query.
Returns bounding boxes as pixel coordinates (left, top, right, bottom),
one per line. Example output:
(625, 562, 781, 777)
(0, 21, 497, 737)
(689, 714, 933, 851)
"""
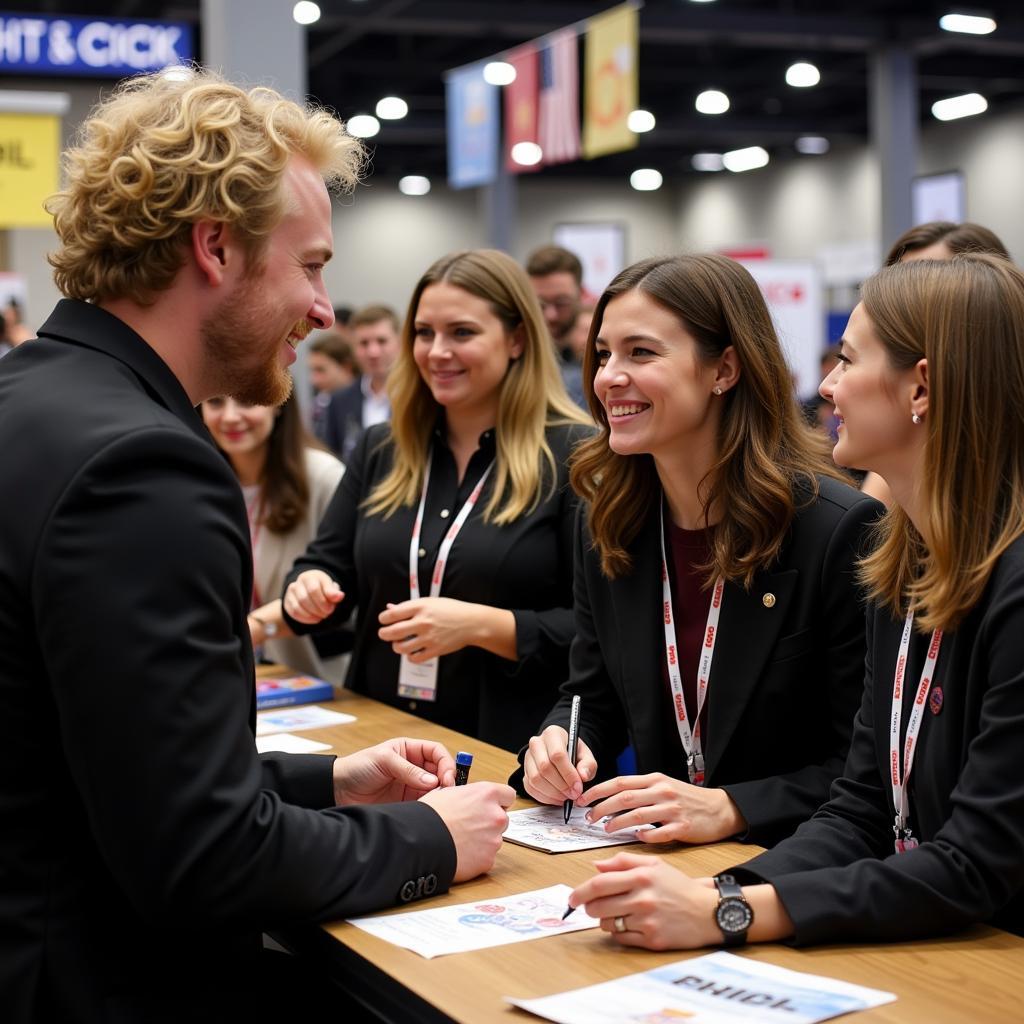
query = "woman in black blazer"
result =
(522, 254, 881, 848)
(566, 253, 1024, 947)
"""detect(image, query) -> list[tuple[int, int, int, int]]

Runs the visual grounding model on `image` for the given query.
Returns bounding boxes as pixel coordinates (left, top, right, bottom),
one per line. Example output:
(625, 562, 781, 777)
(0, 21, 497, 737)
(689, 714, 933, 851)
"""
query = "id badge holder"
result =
(398, 654, 439, 701)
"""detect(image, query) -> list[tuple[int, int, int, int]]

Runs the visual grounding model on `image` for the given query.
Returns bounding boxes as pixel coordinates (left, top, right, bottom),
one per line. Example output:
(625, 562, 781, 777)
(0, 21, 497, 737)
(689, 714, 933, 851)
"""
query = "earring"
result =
(912, 413, 921, 425)
(713, 386, 723, 395)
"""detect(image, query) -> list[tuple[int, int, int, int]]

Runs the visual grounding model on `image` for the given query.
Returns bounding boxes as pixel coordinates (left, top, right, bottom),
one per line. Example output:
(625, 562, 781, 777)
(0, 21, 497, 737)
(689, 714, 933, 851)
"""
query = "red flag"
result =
(539, 28, 581, 166)
(503, 43, 540, 174)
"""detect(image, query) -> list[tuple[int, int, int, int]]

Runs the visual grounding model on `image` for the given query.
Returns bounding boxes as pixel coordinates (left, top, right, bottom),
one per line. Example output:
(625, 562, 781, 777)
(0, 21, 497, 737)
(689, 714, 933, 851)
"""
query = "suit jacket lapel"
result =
(704, 566, 799, 779)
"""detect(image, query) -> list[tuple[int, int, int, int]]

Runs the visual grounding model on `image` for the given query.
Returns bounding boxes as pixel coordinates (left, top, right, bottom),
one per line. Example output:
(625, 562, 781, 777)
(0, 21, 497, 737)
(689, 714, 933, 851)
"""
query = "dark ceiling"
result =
(7, 0, 1024, 184)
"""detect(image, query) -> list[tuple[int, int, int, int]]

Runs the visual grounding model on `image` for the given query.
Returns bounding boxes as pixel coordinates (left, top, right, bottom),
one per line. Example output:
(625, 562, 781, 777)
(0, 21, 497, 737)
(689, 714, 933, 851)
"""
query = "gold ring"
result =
(613, 915, 627, 933)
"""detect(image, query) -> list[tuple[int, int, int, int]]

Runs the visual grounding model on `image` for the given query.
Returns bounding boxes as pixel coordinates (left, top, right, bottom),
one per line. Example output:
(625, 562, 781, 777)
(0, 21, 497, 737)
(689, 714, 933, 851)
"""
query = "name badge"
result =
(398, 654, 439, 701)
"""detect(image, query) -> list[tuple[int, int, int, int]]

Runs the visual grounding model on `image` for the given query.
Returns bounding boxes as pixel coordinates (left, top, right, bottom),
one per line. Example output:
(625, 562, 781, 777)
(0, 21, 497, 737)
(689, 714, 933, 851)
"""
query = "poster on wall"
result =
(0, 271, 27, 308)
(553, 222, 625, 302)
(739, 260, 824, 401)
(912, 171, 965, 226)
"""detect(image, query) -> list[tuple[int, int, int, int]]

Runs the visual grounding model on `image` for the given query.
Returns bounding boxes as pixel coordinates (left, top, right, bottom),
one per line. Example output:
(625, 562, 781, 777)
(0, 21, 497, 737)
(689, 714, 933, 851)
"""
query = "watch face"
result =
(716, 897, 753, 934)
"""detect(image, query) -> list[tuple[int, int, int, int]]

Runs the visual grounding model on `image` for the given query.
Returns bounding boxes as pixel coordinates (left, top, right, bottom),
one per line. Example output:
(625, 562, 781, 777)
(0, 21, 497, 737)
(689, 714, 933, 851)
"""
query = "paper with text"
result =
(503, 805, 650, 853)
(254, 705, 355, 736)
(255, 733, 333, 754)
(347, 884, 598, 958)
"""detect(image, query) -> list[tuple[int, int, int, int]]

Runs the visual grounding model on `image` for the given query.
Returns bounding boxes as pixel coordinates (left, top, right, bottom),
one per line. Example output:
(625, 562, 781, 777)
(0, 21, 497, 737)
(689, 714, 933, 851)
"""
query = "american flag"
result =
(538, 28, 580, 165)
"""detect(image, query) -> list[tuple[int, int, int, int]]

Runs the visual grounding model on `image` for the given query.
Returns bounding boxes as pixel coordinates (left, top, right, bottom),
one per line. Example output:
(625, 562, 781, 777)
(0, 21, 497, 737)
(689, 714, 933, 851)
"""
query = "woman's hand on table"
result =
(332, 737, 456, 806)
(580, 773, 746, 844)
(283, 569, 345, 624)
(523, 724, 598, 806)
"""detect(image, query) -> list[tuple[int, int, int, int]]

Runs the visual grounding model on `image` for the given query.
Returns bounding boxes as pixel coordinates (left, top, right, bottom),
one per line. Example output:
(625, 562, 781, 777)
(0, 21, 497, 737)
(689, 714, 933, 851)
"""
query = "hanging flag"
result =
(446, 63, 499, 189)
(538, 28, 581, 167)
(583, 2, 638, 160)
(504, 43, 540, 174)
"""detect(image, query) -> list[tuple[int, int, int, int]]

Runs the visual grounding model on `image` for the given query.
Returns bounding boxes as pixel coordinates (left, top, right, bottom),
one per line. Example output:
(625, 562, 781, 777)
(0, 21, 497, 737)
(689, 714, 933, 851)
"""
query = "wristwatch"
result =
(250, 613, 278, 639)
(713, 873, 753, 946)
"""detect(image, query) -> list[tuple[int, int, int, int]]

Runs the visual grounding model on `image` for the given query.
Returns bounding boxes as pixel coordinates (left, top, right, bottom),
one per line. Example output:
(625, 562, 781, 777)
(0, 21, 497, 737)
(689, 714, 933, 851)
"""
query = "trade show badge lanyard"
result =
(890, 611, 943, 853)
(659, 503, 725, 786)
(397, 450, 495, 701)
(245, 491, 264, 610)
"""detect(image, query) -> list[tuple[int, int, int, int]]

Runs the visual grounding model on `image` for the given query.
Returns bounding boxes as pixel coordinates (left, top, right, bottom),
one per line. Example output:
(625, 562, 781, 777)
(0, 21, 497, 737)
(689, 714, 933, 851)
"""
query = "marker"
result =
(561, 901, 577, 921)
(563, 695, 582, 825)
(454, 751, 473, 786)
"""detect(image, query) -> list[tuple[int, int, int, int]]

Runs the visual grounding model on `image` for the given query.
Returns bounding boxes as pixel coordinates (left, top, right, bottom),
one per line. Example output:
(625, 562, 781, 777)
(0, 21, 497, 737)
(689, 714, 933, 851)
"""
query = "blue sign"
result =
(0, 13, 193, 77)
(446, 63, 498, 190)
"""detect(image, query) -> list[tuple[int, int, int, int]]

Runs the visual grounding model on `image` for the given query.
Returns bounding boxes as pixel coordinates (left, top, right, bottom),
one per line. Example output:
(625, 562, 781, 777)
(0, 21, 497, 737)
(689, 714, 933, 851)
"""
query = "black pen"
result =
(563, 694, 582, 825)
(454, 751, 473, 786)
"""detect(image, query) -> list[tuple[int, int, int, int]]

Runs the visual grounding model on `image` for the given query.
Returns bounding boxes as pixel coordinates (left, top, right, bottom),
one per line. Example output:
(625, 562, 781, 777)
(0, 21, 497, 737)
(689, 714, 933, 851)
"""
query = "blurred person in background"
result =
(307, 329, 357, 444)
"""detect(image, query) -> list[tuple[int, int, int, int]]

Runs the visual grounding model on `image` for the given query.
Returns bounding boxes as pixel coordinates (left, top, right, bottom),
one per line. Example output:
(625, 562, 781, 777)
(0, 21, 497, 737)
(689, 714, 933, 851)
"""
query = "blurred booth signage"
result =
(0, 13, 192, 76)
(445, 63, 498, 190)
(739, 260, 824, 401)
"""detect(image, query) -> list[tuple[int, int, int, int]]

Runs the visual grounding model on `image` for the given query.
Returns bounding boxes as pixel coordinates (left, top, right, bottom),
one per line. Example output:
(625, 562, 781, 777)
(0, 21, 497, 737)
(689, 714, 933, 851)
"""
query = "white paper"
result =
(503, 805, 650, 853)
(254, 705, 356, 736)
(255, 733, 333, 754)
(347, 884, 598, 959)
(508, 950, 897, 1024)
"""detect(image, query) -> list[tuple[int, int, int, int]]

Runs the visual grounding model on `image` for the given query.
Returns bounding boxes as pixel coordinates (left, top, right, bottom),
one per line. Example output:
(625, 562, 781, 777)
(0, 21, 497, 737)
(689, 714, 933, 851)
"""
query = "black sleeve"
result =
(34, 428, 455, 926)
(720, 495, 880, 842)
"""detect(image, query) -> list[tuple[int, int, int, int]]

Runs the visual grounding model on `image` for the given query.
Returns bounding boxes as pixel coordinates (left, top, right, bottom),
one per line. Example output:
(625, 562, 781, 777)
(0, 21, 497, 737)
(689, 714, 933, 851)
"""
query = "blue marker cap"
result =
(456, 751, 473, 767)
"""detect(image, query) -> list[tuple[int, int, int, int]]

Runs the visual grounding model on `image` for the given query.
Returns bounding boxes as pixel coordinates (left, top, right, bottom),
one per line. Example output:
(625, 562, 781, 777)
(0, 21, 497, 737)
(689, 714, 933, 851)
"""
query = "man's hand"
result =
(523, 725, 598, 805)
(420, 782, 515, 882)
(332, 737, 456, 806)
(284, 569, 344, 625)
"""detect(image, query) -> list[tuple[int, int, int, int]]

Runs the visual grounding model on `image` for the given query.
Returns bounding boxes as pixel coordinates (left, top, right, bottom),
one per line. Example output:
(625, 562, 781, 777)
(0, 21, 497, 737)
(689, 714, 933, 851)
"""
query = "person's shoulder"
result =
(304, 445, 343, 481)
(797, 473, 884, 521)
(545, 418, 596, 452)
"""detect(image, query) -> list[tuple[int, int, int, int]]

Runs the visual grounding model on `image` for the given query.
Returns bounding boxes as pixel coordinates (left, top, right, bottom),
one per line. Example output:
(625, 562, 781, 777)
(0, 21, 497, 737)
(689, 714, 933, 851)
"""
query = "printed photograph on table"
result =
(503, 805, 651, 853)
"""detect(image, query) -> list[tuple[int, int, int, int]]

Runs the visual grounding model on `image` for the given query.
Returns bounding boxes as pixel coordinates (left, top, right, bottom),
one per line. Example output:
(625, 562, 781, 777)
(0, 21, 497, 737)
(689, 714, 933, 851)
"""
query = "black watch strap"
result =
(714, 873, 752, 946)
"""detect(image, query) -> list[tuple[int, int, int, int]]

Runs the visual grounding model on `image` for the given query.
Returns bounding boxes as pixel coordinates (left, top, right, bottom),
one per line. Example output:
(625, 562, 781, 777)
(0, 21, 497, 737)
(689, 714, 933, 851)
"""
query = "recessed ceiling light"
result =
(695, 90, 730, 115)
(399, 175, 431, 196)
(483, 61, 516, 86)
(511, 141, 543, 166)
(346, 114, 380, 139)
(931, 92, 988, 121)
(723, 146, 769, 172)
(376, 96, 408, 120)
(795, 135, 829, 154)
(627, 109, 656, 133)
(630, 168, 663, 191)
(785, 62, 820, 88)
(691, 152, 725, 172)
(939, 12, 996, 34)
(292, 1, 321, 25)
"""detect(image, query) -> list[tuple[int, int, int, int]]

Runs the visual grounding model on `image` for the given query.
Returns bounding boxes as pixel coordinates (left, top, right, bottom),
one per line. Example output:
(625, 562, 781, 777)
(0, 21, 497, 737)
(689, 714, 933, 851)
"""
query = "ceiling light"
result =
(399, 175, 431, 196)
(346, 114, 380, 139)
(931, 92, 988, 121)
(376, 96, 408, 120)
(483, 61, 516, 86)
(511, 141, 543, 166)
(795, 135, 829, 154)
(627, 109, 656, 133)
(691, 152, 724, 172)
(630, 168, 663, 191)
(785, 62, 820, 88)
(723, 146, 769, 172)
(939, 12, 997, 34)
(292, 1, 321, 25)
(695, 90, 730, 115)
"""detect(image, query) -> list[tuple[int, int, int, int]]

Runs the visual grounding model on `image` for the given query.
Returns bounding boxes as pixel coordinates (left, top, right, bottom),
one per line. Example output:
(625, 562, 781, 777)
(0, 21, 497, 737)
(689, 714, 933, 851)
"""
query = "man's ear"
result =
(191, 220, 233, 287)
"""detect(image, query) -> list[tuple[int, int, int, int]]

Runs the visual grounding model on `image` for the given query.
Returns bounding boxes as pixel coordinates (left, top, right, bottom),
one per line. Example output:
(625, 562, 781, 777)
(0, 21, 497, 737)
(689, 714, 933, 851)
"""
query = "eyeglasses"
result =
(538, 297, 577, 312)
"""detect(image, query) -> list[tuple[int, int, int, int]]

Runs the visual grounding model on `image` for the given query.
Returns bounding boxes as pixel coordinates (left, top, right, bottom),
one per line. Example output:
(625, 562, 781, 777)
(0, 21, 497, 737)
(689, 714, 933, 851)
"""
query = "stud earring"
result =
(713, 386, 723, 395)
(912, 413, 921, 425)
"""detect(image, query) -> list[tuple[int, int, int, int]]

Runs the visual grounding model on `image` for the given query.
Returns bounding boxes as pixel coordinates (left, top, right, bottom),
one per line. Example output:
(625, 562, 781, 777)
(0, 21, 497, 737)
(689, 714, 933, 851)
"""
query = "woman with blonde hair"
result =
(566, 253, 1024, 947)
(522, 253, 881, 849)
(283, 249, 590, 750)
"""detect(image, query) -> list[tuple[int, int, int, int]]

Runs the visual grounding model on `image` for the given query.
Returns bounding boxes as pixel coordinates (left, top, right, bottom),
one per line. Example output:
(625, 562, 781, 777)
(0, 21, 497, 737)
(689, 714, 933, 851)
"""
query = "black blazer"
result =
(523, 477, 882, 847)
(323, 378, 366, 463)
(0, 301, 456, 1022)
(735, 537, 1024, 941)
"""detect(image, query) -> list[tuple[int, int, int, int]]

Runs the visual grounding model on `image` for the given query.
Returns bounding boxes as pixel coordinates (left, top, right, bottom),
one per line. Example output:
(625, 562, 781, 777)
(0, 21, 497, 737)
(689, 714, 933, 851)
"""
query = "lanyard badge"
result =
(397, 450, 495, 701)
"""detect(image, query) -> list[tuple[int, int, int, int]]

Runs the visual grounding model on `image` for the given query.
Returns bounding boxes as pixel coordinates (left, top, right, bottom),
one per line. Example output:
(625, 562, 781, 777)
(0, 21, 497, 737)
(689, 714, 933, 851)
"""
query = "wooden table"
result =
(262, 681, 1024, 1023)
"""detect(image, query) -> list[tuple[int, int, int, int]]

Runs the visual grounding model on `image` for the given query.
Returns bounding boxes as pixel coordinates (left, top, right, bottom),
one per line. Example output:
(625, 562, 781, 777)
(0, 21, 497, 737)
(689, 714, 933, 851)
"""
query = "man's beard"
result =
(200, 278, 297, 407)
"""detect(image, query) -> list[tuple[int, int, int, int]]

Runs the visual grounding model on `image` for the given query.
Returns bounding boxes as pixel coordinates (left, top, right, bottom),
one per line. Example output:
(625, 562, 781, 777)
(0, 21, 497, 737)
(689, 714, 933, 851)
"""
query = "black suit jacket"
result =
(522, 477, 882, 846)
(323, 378, 365, 463)
(0, 301, 456, 1022)
(735, 537, 1024, 941)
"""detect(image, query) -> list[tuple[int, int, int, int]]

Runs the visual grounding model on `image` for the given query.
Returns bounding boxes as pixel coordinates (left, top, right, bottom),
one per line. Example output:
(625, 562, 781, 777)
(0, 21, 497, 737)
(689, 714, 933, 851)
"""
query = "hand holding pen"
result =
(563, 696, 583, 824)
(522, 709, 599, 811)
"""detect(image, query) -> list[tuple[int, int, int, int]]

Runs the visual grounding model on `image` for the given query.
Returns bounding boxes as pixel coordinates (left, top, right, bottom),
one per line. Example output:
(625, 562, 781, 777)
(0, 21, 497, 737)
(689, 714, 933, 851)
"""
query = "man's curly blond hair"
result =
(46, 68, 363, 304)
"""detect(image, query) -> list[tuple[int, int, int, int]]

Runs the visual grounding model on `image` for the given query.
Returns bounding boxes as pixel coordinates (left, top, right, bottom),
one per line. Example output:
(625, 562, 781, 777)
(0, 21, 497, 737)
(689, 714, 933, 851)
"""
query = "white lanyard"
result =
(889, 610, 943, 853)
(397, 448, 494, 701)
(659, 503, 724, 786)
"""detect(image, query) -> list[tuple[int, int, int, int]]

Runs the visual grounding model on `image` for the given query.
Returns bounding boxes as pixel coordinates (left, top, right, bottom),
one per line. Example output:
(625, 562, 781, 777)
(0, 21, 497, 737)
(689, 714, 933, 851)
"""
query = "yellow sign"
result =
(0, 113, 60, 228)
(583, 3, 638, 160)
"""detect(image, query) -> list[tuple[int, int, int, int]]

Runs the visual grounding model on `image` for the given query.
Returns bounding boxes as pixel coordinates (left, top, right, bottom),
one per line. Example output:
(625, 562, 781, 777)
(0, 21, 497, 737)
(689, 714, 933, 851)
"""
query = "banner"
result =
(538, 28, 580, 166)
(503, 43, 539, 174)
(446, 63, 498, 190)
(583, 3, 638, 160)
(0, 112, 59, 227)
